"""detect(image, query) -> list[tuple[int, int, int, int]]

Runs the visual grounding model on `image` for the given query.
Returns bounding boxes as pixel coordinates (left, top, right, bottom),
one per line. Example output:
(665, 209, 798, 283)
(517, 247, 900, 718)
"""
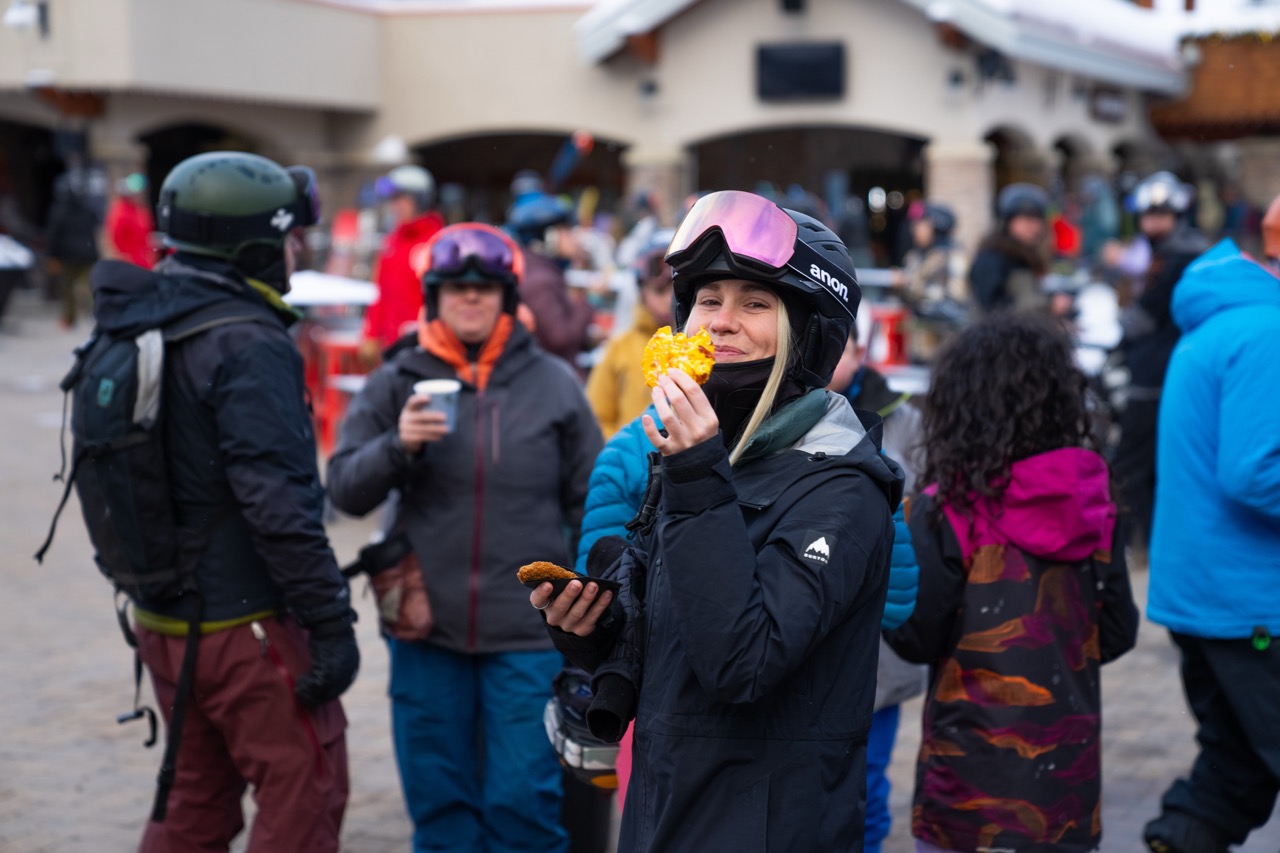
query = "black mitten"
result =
(586, 553, 644, 743)
(586, 535, 628, 578)
(295, 608, 360, 708)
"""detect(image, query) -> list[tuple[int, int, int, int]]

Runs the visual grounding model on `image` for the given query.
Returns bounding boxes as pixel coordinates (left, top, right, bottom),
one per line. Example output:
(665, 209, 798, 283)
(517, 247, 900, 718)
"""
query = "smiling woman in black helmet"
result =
(530, 190, 904, 852)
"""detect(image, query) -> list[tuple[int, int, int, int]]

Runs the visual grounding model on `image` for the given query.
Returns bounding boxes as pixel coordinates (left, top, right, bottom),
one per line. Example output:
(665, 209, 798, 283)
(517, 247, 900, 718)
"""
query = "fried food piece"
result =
(642, 325, 715, 388)
(517, 561, 578, 585)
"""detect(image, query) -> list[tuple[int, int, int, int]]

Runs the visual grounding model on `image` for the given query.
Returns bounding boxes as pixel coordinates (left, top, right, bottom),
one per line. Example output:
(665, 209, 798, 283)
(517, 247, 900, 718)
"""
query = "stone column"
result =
(924, 140, 994, 259)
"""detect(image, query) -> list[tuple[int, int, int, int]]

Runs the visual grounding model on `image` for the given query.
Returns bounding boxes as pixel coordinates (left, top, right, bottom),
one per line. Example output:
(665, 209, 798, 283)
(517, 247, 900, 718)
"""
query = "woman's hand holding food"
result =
(520, 561, 614, 636)
(530, 580, 613, 636)
(644, 368, 719, 455)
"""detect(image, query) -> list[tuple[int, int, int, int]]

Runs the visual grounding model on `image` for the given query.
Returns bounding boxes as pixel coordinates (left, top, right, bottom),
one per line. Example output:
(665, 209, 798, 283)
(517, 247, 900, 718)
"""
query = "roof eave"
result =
(900, 0, 1186, 95)
(1009, 33, 1187, 95)
(574, 0, 699, 65)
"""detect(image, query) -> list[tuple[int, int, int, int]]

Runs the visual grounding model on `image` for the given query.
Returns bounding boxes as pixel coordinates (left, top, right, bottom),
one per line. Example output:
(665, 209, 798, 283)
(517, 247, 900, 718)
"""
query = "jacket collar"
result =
(737, 389, 830, 464)
(397, 319, 537, 388)
(733, 391, 904, 511)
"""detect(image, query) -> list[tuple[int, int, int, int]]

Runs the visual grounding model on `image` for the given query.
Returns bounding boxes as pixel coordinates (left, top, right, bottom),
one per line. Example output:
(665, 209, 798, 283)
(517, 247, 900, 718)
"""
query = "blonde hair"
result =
(728, 298, 792, 467)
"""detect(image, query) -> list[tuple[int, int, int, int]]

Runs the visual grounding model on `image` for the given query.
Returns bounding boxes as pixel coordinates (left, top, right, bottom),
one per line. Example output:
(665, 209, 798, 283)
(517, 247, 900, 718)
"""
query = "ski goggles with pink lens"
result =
(666, 190, 799, 272)
(665, 190, 857, 318)
(419, 223, 525, 284)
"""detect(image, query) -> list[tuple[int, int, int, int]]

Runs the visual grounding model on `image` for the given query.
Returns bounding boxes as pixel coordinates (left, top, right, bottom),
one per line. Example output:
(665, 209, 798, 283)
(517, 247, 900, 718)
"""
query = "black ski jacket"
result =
(89, 257, 349, 625)
(554, 391, 903, 852)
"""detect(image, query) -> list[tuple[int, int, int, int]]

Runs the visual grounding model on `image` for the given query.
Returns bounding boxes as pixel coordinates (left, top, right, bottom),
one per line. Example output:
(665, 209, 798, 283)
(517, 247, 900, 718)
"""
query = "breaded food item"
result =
(517, 561, 578, 585)
(517, 560, 622, 597)
(642, 325, 715, 388)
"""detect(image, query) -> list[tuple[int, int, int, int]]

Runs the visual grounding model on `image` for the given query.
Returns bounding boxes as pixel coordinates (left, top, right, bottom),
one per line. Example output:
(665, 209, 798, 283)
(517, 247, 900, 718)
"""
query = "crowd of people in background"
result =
(24, 144, 1280, 853)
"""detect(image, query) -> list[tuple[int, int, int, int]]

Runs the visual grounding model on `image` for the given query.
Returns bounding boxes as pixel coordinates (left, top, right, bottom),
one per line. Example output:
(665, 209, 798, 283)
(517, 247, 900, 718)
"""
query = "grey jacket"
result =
(849, 370, 929, 711)
(327, 323, 603, 653)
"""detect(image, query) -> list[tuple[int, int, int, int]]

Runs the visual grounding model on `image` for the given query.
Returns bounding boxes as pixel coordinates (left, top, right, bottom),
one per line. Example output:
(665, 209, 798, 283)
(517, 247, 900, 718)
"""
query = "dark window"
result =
(756, 42, 845, 101)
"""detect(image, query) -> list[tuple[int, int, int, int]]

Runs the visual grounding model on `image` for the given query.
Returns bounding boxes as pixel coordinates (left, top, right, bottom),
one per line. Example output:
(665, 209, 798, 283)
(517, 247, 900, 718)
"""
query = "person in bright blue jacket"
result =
(1142, 225, 1280, 853)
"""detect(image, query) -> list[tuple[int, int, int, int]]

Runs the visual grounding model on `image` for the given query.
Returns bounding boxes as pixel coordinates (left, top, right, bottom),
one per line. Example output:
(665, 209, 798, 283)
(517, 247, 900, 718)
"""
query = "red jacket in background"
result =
(106, 197, 156, 270)
(362, 212, 445, 349)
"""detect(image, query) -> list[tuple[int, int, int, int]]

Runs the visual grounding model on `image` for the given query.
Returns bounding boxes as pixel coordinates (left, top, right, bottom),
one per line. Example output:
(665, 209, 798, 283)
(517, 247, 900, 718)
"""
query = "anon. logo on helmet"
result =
(270, 208, 295, 232)
(808, 263, 849, 302)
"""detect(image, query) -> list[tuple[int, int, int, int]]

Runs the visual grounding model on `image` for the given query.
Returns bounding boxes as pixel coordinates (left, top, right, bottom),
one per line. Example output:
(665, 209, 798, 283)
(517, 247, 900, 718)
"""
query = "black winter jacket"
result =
(90, 258, 349, 624)
(554, 392, 903, 853)
(1120, 224, 1209, 391)
(967, 232, 1046, 315)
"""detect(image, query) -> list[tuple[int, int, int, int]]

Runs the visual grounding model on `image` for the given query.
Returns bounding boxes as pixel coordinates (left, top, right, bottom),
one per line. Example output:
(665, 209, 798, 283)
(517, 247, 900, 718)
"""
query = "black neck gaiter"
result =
(703, 358, 775, 449)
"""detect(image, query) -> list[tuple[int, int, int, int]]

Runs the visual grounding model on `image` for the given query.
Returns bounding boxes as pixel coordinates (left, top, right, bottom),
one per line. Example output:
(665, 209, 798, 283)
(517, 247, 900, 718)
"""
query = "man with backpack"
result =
(40, 151, 359, 852)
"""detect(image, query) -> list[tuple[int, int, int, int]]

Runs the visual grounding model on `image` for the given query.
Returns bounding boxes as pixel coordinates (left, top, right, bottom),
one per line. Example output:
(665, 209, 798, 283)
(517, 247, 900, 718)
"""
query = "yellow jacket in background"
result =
(585, 304, 661, 439)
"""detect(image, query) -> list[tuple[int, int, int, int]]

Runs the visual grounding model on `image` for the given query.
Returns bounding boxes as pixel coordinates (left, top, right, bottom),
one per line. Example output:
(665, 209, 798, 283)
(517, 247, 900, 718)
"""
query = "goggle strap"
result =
(162, 197, 312, 246)
(785, 239, 857, 317)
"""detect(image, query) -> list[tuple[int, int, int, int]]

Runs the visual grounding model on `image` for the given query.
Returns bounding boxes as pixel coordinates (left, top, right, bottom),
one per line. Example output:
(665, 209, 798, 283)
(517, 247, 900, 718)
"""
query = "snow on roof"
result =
(575, 0, 1187, 93)
(904, 0, 1186, 92)
(305, 0, 591, 13)
(1178, 1, 1280, 37)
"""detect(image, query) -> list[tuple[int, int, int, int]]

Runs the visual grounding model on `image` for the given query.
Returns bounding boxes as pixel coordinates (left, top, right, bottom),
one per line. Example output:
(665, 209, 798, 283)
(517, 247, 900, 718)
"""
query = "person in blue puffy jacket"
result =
(1142, 212, 1280, 853)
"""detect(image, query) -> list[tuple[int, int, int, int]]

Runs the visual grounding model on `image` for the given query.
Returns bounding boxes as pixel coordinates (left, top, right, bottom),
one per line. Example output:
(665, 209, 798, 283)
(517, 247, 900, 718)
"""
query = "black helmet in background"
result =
(912, 201, 957, 239)
(1129, 170, 1192, 216)
(665, 190, 858, 389)
(997, 182, 1049, 224)
(157, 151, 320, 292)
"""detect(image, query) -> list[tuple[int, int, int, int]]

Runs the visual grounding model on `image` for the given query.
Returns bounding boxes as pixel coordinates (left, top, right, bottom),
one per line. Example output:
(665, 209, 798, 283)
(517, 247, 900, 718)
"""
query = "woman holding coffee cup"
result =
(327, 222, 603, 853)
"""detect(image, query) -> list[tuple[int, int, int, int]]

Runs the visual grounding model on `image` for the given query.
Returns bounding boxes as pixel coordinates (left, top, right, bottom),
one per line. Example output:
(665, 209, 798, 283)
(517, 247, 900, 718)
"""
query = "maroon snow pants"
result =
(135, 615, 349, 853)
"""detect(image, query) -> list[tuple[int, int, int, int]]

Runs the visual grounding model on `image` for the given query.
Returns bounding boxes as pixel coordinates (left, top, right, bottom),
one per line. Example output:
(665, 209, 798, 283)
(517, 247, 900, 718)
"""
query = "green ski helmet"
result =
(157, 151, 320, 286)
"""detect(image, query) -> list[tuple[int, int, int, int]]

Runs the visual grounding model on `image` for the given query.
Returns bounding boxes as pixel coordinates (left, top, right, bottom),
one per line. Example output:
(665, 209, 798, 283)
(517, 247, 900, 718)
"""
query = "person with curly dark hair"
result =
(887, 310, 1139, 853)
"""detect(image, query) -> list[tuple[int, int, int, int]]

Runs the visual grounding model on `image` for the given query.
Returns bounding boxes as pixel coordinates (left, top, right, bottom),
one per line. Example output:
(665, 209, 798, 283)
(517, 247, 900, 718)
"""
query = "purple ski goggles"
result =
(418, 223, 525, 284)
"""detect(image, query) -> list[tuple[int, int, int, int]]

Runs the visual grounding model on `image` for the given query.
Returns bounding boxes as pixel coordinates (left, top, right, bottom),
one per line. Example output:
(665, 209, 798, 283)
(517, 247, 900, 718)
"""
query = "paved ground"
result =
(1, 287, 1276, 852)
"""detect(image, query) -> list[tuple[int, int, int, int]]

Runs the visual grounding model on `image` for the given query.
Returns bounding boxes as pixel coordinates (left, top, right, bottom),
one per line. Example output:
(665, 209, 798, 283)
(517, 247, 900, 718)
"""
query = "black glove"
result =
(295, 609, 360, 708)
(586, 550, 645, 743)
(586, 535, 627, 578)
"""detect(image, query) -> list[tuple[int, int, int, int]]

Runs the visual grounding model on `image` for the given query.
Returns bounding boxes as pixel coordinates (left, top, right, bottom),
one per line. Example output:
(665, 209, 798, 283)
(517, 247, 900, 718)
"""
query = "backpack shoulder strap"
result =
(163, 299, 279, 343)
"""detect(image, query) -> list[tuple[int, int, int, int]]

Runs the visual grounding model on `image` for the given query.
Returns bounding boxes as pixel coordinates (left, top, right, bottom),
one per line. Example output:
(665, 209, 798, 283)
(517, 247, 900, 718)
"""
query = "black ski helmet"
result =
(665, 191, 859, 389)
(918, 202, 957, 238)
(997, 182, 1049, 223)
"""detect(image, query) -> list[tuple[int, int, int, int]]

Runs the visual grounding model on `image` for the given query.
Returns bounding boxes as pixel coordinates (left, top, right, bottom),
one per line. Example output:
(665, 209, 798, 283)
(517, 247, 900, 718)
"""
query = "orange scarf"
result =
(416, 309, 514, 391)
